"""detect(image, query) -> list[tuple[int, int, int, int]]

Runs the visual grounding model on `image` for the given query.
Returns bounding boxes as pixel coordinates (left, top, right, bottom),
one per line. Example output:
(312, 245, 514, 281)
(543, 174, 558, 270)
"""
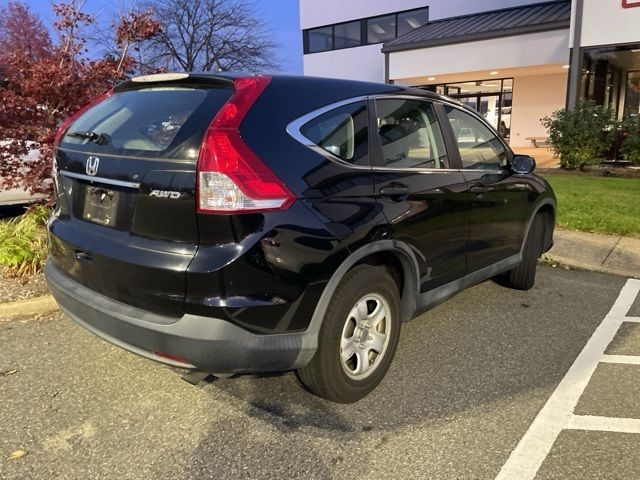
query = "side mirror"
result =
(511, 154, 536, 175)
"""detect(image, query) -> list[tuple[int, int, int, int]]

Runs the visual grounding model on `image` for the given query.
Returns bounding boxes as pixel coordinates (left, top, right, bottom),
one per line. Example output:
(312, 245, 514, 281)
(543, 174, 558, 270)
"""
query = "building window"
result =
(580, 44, 640, 119)
(334, 21, 362, 49)
(303, 7, 428, 54)
(625, 71, 640, 119)
(397, 9, 429, 37)
(367, 15, 396, 44)
(308, 26, 333, 53)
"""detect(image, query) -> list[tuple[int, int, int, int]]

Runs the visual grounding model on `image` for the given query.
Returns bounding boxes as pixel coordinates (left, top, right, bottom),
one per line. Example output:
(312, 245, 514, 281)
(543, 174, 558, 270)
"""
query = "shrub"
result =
(0, 206, 50, 276)
(620, 116, 640, 165)
(542, 100, 615, 170)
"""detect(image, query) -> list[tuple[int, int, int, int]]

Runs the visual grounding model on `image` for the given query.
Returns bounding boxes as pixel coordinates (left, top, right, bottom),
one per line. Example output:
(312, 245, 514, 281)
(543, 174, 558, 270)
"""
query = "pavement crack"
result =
(601, 236, 622, 267)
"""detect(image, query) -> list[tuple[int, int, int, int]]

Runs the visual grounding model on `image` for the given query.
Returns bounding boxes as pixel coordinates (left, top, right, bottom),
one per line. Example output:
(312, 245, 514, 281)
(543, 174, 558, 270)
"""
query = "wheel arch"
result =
(535, 202, 556, 252)
(294, 240, 420, 368)
(521, 198, 556, 255)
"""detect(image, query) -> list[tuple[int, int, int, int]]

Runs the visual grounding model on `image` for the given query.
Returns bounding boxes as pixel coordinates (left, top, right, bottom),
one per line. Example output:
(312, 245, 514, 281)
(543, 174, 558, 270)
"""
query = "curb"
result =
(542, 254, 640, 279)
(0, 295, 58, 321)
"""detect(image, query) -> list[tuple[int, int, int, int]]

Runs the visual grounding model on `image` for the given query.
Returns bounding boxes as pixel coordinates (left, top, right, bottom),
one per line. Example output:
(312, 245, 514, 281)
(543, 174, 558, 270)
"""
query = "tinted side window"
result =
(300, 102, 368, 166)
(374, 99, 448, 169)
(308, 26, 333, 53)
(444, 106, 507, 170)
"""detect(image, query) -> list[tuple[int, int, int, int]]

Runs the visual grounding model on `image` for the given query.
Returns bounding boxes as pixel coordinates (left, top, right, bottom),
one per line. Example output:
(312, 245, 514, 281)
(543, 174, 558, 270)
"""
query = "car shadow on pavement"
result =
(182, 268, 626, 479)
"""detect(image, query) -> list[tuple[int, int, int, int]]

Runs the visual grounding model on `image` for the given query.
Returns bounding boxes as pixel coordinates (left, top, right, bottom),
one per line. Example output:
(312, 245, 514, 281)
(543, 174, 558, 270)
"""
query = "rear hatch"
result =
(50, 76, 233, 316)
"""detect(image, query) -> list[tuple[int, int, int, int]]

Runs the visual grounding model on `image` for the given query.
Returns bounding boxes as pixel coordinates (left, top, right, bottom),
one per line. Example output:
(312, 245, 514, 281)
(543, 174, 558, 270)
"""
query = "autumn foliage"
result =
(0, 1, 52, 60)
(0, 1, 161, 199)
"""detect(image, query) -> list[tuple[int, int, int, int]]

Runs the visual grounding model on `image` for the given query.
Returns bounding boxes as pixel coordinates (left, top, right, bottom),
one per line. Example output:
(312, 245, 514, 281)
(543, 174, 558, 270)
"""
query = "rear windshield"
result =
(60, 86, 231, 159)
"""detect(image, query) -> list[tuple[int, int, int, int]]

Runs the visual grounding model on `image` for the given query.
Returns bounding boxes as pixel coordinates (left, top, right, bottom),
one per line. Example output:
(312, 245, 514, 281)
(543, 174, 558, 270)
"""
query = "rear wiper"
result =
(67, 131, 111, 145)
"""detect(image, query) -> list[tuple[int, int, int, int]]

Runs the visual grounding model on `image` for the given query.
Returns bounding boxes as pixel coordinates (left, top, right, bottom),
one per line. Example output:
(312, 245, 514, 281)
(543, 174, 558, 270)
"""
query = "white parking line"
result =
(567, 415, 640, 434)
(601, 354, 640, 365)
(495, 278, 640, 480)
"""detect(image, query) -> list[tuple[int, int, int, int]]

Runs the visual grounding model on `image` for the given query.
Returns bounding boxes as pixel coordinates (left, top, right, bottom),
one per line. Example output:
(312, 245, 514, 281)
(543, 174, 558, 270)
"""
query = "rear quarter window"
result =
(299, 101, 369, 166)
(61, 86, 232, 159)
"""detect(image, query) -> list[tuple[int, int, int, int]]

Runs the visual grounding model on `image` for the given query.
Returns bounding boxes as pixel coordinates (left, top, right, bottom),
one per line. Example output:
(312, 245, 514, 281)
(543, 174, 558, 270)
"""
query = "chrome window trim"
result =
(60, 171, 141, 189)
(286, 94, 464, 174)
(286, 96, 371, 171)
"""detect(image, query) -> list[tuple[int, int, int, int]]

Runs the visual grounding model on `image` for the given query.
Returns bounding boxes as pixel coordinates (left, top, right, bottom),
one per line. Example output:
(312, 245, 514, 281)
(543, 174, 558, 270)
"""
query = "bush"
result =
(542, 100, 615, 170)
(0, 206, 50, 276)
(620, 116, 640, 165)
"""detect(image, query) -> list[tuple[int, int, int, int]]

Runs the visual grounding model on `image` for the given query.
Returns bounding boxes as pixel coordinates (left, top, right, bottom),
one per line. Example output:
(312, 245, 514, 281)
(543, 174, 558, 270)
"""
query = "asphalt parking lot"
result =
(1, 265, 639, 480)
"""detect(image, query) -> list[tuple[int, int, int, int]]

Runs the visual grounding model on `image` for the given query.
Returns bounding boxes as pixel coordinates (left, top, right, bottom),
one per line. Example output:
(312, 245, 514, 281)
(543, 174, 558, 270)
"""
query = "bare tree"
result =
(146, 0, 279, 72)
(87, 1, 163, 76)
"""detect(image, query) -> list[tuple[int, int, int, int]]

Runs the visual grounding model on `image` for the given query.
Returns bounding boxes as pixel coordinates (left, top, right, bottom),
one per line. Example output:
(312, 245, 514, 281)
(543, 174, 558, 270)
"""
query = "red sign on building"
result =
(622, 0, 640, 8)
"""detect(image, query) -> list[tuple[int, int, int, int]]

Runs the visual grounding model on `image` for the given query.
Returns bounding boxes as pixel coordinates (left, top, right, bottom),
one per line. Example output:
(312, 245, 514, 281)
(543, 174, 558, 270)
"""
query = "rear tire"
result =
(296, 264, 401, 403)
(504, 213, 545, 290)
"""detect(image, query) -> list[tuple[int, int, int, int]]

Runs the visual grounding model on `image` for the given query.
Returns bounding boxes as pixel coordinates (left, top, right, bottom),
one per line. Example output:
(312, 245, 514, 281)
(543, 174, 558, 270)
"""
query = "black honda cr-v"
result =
(46, 73, 555, 403)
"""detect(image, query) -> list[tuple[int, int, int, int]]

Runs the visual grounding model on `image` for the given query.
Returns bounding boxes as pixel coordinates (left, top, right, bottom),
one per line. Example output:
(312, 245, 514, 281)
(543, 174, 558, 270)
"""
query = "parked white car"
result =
(0, 141, 45, 206)
(0, 187, 45, 207)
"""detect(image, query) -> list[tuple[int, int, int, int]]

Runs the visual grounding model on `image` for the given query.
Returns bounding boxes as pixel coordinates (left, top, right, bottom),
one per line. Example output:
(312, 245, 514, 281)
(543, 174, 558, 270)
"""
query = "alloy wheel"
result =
(339, 293, 392, 380)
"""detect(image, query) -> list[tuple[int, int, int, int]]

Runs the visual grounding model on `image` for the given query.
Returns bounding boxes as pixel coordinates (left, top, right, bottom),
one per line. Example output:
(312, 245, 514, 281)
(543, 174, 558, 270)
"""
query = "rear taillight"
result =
(53, 90, 113, 149)
(197, 76, 295, 214)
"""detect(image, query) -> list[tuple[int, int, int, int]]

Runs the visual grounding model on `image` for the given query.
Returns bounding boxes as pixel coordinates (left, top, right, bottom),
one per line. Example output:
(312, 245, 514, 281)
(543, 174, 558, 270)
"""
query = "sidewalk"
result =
(547, 229, 640, 279)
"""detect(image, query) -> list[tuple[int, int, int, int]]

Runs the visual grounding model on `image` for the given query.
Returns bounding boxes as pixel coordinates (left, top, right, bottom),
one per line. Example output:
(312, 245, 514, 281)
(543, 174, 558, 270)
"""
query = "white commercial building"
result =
(300, 0, 640, 148)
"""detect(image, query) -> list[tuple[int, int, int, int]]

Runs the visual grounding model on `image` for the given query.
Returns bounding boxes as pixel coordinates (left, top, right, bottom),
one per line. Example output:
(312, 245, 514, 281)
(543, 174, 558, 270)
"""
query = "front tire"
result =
(297, 264, 401, 403)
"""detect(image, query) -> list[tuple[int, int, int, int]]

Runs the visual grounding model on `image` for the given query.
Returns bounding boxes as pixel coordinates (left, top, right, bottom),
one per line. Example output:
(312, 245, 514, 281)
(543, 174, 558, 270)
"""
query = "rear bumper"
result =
(45, 261, 311, 374)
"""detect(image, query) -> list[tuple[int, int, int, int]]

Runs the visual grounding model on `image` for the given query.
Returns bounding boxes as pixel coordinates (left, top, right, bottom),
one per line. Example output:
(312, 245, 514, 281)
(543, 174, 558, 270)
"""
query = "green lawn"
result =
(542, 173, 640, 237)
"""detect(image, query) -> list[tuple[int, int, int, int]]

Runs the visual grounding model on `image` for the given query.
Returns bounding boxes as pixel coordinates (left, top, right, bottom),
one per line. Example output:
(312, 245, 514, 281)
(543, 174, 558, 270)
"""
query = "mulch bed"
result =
(0, 272, 49, 304)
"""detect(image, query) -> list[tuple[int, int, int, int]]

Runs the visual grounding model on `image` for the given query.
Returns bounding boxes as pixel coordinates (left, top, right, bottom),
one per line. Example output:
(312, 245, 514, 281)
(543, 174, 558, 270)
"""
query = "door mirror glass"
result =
(511, 155, 536, 174)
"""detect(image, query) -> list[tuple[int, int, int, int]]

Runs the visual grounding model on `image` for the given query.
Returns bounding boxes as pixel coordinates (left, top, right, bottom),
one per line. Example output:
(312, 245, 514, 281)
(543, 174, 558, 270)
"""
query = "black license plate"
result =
(83, 186, 119, 227)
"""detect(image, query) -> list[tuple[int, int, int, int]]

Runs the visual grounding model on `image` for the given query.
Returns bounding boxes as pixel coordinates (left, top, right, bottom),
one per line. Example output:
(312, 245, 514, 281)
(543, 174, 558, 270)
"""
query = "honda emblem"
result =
(86, 156, 100, 176)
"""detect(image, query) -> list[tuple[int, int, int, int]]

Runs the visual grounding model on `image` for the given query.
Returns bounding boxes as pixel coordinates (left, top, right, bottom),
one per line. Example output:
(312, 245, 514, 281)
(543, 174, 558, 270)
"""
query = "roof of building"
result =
(382, 0, 571, 53)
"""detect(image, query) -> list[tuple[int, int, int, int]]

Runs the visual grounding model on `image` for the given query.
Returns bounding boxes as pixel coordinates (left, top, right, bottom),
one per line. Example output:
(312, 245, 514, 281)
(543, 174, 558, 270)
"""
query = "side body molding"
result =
(413, 197, 556, 316)
(293, 197, 555, 368)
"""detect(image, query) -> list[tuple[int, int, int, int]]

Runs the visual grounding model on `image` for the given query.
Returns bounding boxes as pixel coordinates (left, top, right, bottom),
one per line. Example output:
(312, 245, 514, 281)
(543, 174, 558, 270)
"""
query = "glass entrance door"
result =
(421, 78, 513, 142)
(458, 96, 478, 112)
(456, 94, 509, 141)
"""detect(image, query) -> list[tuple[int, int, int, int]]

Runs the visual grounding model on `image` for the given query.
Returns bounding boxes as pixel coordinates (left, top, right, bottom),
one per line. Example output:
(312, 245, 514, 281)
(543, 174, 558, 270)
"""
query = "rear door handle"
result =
(379, 185, 409, 199)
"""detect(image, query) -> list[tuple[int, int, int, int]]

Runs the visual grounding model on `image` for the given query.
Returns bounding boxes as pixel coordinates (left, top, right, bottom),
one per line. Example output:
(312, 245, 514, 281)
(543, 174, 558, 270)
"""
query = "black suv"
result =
(46, 73, 555, 403)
